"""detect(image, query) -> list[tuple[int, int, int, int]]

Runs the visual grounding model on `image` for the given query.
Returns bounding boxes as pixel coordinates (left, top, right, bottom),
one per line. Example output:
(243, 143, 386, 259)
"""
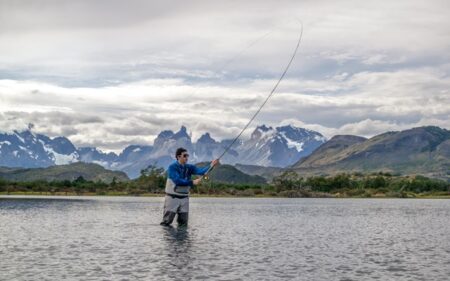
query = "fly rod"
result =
(202, 20, 304, 179)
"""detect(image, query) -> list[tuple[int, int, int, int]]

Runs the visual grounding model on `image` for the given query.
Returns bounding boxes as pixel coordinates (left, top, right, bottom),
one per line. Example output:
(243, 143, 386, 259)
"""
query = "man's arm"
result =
(190, 159, 219, 175)
(168, 165, 193, 186)
(190, 163, 210, 176)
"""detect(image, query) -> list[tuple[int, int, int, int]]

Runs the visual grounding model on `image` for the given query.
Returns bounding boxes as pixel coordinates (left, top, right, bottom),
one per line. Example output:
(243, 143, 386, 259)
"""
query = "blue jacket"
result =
(167, 161, 210, 187)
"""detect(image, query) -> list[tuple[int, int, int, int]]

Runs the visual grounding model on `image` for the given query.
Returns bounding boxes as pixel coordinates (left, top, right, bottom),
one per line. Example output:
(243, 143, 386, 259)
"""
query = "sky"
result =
(1, 0, 449, 152)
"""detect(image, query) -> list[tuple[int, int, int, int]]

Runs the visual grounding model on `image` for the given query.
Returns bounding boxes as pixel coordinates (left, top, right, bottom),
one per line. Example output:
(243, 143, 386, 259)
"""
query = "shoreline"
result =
(1, 191, 449, 199)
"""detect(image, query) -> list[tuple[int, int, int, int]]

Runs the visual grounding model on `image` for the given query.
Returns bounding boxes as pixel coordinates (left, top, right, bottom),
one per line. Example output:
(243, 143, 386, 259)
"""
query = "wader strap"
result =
(166, 193, 189, 199)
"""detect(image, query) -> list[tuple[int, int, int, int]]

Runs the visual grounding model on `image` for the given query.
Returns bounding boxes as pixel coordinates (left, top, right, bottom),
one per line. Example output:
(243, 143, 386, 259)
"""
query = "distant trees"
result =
(271, 172, 450, 197)
(138, 165, 166, 193)
(0, 178, 7, 192)
(0, 169, 448, 197)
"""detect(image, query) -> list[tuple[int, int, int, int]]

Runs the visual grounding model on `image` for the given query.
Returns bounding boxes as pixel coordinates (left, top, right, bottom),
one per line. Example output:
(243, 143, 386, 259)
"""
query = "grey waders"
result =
(160, 178, 190, 226)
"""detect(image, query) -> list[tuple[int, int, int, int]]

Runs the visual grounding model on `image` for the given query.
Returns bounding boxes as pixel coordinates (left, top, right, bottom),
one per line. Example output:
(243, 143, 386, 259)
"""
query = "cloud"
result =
(1, 0, 449, 85)
(0, 0, 449, 152)
(1, 63, 449, 152)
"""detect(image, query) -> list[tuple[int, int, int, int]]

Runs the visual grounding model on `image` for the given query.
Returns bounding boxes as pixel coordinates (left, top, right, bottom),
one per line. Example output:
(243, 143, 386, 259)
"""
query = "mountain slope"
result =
(234, 164, 285, 181)
(293, 126, 450, 180)
(235, 125, 326, 167)
(196, 163, 267, 184)
(0, 130, 80, 168)
(294, 135, 367, 168)
(0, 162, 129, 183)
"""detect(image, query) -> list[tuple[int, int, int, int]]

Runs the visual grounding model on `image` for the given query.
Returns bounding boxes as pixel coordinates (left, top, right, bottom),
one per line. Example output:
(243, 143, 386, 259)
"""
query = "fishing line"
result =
(179, 24, 285, 104)
(203, 20, 304, 177)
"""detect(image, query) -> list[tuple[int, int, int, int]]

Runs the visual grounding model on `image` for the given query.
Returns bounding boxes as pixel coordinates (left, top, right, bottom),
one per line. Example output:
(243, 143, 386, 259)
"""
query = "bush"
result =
(0, 178, 7, 192)
(278, 190, 311, 198)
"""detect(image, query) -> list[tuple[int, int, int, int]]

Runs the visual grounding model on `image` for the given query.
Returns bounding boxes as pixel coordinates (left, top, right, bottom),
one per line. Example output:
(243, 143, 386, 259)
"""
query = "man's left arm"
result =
(190, 163, 211, 176)
(190, 159, 219, 175)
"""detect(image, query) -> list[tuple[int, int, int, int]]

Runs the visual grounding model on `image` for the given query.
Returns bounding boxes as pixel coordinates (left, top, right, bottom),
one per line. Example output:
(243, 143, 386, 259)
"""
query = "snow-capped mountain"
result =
(78, 147, 119, 167)
(233, 125, 327, 167)
(0, 130, 78, 168)
(0, 125, 326, 178)
(145, 125, 326, 167)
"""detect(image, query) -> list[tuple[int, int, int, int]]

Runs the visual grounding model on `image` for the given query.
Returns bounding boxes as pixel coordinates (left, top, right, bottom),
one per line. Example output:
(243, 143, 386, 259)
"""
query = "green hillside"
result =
(234, 164, 284, 181)
(0, 162, 129, 183)
(196, 163, 267, 184)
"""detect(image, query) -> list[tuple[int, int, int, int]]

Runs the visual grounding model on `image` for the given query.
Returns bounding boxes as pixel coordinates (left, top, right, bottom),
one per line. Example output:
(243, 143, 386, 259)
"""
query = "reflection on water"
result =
(1, 195, 450, 280)
(162, 225, 190, 242)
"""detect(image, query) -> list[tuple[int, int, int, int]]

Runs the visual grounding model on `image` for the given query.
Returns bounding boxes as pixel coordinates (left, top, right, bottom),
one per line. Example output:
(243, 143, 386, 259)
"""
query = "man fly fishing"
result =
(160, 147, 219, 227)
(160, 21, 303, 227)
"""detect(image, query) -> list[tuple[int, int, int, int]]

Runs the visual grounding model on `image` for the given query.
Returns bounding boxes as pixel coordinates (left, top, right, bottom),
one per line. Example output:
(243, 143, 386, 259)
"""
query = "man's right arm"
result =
(168, 165, 193, 186)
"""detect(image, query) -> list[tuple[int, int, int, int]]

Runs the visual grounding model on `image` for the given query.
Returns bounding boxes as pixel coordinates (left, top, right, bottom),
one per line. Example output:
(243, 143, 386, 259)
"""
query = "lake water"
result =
(0, 196, 449, 281)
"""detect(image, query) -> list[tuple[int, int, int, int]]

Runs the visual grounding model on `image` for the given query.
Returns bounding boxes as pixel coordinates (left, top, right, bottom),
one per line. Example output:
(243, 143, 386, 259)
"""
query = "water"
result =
(1, 196, 449, 281)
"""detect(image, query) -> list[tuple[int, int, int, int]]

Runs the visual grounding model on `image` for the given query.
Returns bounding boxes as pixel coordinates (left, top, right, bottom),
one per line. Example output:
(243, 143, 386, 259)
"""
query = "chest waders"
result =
(160, 166, 191, 227)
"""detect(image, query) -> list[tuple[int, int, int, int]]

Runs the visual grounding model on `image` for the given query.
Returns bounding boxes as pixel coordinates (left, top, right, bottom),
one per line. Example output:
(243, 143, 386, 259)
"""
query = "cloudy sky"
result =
(1, 0, 449, 152)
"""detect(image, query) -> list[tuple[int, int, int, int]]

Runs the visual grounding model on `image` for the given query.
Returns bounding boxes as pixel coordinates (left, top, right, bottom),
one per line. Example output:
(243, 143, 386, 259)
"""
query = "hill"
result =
(292, 126, 450, 181)
(196, 163, 267, 185)
(0, 162, 129, 183)
(234, 164, 284, 181)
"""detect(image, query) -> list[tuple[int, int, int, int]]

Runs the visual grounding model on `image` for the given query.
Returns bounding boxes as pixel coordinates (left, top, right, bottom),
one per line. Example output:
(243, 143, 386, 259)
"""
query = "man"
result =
(160, 147, 219, 227)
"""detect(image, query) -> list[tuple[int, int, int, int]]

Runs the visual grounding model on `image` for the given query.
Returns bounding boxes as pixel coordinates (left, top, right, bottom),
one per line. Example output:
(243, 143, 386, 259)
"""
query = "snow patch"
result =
(15, 132, 25, 143)
(93, 160, 109, 167)
(132, 147, 141, 153)
(280, 132, 304, 152)
(0, 141, 11, 146)
(39, 139, 79, 165)
(314, 135, 327, 142)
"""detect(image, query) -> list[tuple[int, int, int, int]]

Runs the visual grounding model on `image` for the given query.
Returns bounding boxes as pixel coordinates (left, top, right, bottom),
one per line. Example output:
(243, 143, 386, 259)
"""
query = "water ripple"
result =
(1, 196, 449, 280)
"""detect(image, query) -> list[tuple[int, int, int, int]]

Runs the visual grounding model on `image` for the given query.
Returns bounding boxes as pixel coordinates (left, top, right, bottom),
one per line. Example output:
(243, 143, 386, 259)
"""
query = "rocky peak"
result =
(251, 125, 274, 140)
(197, 133, 216, 144)
(173, 126, 190, 140)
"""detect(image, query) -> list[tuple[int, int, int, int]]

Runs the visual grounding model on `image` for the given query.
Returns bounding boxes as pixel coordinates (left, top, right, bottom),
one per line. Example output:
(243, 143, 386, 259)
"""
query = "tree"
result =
(273, 171, 302, 192)
(138, 165, 166, 193)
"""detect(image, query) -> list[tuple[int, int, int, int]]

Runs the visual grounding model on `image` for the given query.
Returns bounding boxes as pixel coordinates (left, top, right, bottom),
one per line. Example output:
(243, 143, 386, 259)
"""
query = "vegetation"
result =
(271, 171, 450, 198)
(1, 167, 449, 198)
(0, 162, 128, 183)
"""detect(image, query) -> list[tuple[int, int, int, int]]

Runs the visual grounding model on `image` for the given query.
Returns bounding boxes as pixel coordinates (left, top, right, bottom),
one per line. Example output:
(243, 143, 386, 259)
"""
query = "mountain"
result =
(78, 147, 119, 166)
(234, 125, 326, 167)
(2, 126, 449, 181)
(197, 163, 267, 185)
(295, 135, 367, 168)
(0, 162, 129, 183)
(108, 145, 154, 179)
(0, 125, 326, 178)
(0, 130, 79, 168)
(293, 126, 450, 181)
(234, 164, 285, 181)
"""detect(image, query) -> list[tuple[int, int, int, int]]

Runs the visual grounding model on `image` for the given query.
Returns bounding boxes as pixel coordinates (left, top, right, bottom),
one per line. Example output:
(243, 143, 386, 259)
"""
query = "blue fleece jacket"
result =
(167, 161, 210, 187)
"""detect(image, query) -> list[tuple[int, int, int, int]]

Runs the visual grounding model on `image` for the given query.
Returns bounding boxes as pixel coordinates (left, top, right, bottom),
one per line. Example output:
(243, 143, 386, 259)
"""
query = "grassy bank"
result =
(1, 170, 449, 198)
(1, 190, 449, 199)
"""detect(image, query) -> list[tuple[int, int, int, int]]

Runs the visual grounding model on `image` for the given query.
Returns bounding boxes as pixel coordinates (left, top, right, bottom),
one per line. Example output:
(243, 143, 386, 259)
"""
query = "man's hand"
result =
(211, 159, 220, 167)
(193, 178, 202, 185)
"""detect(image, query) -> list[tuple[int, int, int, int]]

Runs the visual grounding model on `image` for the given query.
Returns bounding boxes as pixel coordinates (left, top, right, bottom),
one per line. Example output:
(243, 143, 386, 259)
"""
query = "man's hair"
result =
(175, 147, 187, 159)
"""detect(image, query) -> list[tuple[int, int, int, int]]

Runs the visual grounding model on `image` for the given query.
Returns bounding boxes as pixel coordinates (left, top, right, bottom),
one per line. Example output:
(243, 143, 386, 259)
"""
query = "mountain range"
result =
(2, 125, 448, 182)
(0, 125, 326, 178)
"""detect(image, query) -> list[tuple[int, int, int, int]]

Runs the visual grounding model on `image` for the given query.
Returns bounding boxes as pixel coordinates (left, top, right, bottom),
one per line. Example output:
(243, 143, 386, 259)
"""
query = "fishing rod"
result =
(179, 22, 289, 103)
(202, 20, 304, 179)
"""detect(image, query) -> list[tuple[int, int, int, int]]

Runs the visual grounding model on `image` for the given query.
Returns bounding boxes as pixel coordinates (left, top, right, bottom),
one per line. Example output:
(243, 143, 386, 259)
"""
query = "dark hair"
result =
(175, 147, 187, 159)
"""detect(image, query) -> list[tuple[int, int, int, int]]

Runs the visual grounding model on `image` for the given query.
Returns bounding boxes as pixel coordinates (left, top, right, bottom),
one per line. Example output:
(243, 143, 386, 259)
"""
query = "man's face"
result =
(178, 152, 189, 164)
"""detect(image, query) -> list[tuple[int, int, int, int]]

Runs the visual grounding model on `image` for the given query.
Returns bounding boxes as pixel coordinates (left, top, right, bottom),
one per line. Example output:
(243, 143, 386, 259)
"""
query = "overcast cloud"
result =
(0, 0, 449, 152)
